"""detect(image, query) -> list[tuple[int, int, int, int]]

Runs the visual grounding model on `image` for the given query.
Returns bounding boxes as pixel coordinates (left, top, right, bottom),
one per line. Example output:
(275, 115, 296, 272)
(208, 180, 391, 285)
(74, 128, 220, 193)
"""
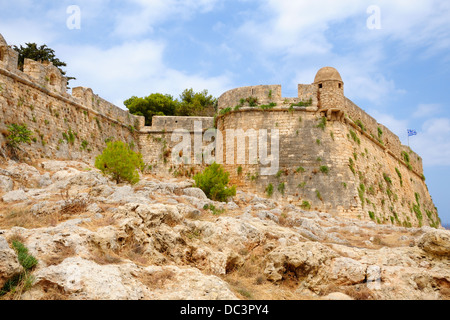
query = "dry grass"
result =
(89, 246, 123, 265)
(139, 269, 175, 289)
(41, 242, 77, 266)
(0, 206, 61, 229)
(88, 237, 151, 267)
(219, 242, 314, 300)
(320, 283, 375, 300)
(31, 280, 68, 300)
(59, 188, 90, 216)
(80, 212, 117, 232)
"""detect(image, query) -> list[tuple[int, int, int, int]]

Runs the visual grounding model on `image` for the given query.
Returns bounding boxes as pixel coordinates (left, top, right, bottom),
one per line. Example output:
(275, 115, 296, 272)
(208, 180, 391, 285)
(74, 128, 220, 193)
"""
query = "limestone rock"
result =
(5, 162, 41, 188)
(0, 236, 23, 288)
(0, 175, 13, 192)
(31, 257, 145, 300)
(322, 292, 354, 300)
(418, 229, 450, 256)
(183, 187, 208, 200)
(327, 257, 367, 285)
(41, 160, 88, 172)
(2, 189, 28, 202)
(142, 265, 238, 300)
(264, 242, 338, 282)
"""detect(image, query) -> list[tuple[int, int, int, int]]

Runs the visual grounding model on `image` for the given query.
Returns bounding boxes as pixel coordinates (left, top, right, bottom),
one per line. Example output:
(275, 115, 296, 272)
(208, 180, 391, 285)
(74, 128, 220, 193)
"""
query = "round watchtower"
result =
(314, 67, 345, 111)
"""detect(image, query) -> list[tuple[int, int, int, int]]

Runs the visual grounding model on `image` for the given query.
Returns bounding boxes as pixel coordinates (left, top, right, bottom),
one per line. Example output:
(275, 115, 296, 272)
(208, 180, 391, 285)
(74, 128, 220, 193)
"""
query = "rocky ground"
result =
(0, 159, 449, 300)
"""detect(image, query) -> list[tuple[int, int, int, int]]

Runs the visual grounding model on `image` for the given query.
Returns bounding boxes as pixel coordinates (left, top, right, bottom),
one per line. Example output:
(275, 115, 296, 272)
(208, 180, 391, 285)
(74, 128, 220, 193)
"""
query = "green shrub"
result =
(1, 240, 37, 297)
(290, 98, 312, 107)
(193, 162, 236, 202)
(319, 166, 329, 174)
(278, 182, 285, 195)
(266, 183, 274, 197)
(203, 204, 225, 216)
(246, 97, 259, 107)
(355, 120, 366, 131)
(259, 102, 277, 110)
(12, 240, 38, 270)
(219, 107, 232, 116)
(301, 201, 311, 210)
(395, 168, 403, 186)
(316, 117, 327, 130)
(383, 173, 392, 185)
(95, 141, 144, 185)
(296, 166, 305, 173)
(316, 190, 323, 201)
(5, 124, 32, 149)
(349, 130, 360, 145)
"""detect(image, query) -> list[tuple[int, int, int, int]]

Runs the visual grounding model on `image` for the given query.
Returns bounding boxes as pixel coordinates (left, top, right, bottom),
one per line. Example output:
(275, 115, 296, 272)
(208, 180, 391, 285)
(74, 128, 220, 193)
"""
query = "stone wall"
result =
(215, 107, 438, 227)
(0, 34, 143, 162)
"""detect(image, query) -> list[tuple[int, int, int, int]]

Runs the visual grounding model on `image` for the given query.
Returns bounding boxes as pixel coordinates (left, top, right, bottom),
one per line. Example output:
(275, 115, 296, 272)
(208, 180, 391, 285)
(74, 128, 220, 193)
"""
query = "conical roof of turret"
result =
(314, 67, 342, 83)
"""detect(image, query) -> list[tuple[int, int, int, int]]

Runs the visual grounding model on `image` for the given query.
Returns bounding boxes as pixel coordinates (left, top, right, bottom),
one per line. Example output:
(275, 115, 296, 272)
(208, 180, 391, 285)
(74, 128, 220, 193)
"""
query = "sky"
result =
(1, 0, 450, 226)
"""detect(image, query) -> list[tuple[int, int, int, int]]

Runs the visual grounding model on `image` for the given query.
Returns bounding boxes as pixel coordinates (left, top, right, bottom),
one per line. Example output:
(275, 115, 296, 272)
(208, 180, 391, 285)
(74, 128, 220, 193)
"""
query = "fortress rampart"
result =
(0, 34, 143, 160)
(0, 33, 440, 227)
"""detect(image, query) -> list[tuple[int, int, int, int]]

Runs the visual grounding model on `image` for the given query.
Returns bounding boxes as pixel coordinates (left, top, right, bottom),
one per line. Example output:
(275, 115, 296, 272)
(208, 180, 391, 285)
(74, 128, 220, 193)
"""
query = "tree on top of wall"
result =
(13, 43, 76, 85)
(124, 93, 178, 126)
(124, 89, 218, 126)
(176, 88, 217, 117)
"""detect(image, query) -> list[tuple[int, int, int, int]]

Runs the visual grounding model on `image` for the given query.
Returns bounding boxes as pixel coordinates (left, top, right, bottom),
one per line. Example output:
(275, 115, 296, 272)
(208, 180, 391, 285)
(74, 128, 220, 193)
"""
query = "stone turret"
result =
(314, 67, 345, 121)
(314, 67, 344, 107)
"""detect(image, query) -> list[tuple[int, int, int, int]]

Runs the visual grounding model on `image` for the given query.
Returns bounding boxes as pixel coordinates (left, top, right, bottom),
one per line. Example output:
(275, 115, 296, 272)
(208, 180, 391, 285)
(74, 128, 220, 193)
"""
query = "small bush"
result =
(383, 173, 392, 185)
(0, 240, 38, 297)
(12, 240, 38, 270)
(316, 117, 327, 130)
(319, 166, 329, 174)
(193, 162, 236, 202)
(301, 201, 311, 210)
(296, 166, 305, 173)
(349, 130, 360, 145)
(290, 98, 312, 107)
(5, 124, 32, 149)
(266, 183, 274, 197)
(277, 182, 285, 195)
(95, 141, 144, 185)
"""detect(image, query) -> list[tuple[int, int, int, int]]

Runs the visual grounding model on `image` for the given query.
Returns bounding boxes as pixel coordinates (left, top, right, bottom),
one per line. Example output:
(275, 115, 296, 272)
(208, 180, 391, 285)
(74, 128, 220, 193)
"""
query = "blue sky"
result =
(1, 0, 450, 225)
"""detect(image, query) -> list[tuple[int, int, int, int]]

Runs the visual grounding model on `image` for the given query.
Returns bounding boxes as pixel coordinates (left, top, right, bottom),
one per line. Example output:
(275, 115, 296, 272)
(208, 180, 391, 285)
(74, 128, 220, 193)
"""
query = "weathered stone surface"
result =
(322, 292, 354, 300)
(0, 175, 13, 192)
(0, 158, 448, 300)
(183, 188, 208, 200)
(0, 236, 23, 288)
(2, 189, 28, 202)
(418, 229, 450, 256)
(264, 242, 338, 282)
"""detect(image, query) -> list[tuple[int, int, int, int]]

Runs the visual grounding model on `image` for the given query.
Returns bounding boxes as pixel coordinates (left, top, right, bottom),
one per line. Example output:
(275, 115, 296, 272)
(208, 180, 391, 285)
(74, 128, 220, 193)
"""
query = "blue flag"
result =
(407, 129, 417, 137)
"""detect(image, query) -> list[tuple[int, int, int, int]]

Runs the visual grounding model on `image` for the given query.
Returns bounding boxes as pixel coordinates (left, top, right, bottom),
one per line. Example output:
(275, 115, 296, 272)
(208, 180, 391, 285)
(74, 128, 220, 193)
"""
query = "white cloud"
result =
(59, 40, 232, 108)
(0, 19, 57, 45)
(413, 118, 450, 166)
(367, 106, 450, 167)
(412, 104, 443, 118)
(113, 0, 219, 37)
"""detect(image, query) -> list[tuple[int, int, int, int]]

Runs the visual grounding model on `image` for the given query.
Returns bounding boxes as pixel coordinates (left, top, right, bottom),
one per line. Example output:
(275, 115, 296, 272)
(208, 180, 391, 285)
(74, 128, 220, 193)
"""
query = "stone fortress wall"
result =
(0, 34, 144, 161)
(0, 33, 440, 227)
(215, 67, 439, 227)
